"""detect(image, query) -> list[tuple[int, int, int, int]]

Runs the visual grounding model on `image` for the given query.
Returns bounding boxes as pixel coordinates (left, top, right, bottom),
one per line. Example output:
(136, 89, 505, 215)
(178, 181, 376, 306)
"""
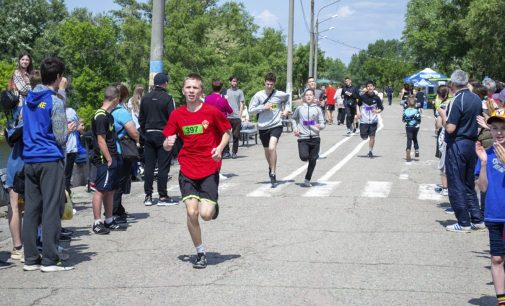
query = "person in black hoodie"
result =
(139, 73, 177, 206)
(341, 77, 360, 135)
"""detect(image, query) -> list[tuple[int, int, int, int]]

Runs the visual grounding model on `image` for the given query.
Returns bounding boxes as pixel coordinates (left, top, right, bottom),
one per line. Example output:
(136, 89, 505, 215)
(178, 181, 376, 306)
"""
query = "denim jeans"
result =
(445, 139, 482, 226)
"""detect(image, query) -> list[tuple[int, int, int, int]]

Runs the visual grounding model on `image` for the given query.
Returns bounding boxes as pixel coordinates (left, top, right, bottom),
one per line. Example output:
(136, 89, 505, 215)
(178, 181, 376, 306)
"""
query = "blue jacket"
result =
(23, 84, 67, 163)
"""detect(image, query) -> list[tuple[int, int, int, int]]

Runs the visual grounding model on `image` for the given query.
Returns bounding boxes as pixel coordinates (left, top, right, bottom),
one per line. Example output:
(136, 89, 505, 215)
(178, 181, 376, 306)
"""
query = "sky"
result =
(65, 0, 409, 65)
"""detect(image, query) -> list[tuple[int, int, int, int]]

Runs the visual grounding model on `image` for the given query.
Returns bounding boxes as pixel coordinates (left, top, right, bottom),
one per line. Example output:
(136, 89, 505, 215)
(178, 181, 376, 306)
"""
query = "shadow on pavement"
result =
(437, 202, 451, 209)
(468, 295, 496, 306)
(435, 219, 457, 228)
(66, 243, 96, 265)
(177, 252, 241, 266)
(357, 154, 382, 159)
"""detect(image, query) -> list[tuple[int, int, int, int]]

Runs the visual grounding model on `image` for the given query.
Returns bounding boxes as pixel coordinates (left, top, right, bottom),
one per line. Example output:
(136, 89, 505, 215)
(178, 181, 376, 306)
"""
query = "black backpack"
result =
(1, 89, 19, 113)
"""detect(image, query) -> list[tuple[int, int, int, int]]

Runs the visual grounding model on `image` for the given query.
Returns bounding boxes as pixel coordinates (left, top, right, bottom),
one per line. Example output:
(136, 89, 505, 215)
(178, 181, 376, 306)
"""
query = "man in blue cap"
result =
(139, 73, 177, 206)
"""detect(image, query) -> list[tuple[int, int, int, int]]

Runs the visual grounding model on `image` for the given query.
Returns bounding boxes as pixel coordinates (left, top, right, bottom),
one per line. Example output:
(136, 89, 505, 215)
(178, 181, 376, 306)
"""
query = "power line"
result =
(299, 0, 311, 34)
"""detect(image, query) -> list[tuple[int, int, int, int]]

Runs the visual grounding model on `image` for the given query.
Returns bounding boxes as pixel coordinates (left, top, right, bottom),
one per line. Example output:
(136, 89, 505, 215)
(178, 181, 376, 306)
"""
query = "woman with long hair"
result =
(6, 52, 33, 262)
(128, 84, 144, 129)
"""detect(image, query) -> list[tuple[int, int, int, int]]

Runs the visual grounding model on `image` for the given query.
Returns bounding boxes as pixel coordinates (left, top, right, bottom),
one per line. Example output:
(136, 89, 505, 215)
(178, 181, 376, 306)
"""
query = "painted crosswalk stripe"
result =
(399, 173, 409, 180)
(418, 184, 443, 201)
(361, 181, 392, 198)
(302, 181, 341, 197)
(219, 182, 236, 191)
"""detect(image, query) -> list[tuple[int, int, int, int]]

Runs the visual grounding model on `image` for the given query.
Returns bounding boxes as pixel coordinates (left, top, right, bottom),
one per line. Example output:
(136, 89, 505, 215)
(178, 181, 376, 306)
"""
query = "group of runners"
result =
(4, 54, 505, 305)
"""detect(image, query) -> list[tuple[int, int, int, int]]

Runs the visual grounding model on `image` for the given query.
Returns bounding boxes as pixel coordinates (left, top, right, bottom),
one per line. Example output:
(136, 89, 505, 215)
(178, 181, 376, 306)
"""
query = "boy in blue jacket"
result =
(475, 110, 505, 304)
(22, 57, 73, 272)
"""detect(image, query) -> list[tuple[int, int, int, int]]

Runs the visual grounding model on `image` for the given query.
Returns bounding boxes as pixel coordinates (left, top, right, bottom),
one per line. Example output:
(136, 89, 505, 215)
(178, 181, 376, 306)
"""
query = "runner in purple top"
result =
(204, 79, 233, 117)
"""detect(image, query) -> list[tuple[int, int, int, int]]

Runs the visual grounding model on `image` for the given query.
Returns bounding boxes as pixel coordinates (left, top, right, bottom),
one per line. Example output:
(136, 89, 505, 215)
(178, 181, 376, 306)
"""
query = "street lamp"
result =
(312, 0, 340, 81)
(314, 20, 337, 81)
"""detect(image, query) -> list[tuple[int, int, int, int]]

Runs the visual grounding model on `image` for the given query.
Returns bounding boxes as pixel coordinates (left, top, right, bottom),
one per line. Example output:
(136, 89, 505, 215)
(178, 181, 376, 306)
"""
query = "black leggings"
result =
(406, 126, 419, 150)
(298, 137, 320, 181)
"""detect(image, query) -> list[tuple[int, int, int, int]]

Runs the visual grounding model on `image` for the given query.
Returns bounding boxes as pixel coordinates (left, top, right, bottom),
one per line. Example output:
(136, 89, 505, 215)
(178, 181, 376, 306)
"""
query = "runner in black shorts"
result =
(356, 80, 383, 158)
(249, 73, 291, 187)
(179, 172, 219, 205)
(259, 126, 283, 148)
(163, 73, 231, 269)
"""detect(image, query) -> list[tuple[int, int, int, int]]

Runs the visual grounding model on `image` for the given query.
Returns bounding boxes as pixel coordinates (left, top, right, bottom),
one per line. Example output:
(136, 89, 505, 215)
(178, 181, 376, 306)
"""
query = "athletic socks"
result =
(196, 244, 206, 254)
(105, 217, 113, 224)
(497, 294, 505, 305)
(94, 219, 103, 225)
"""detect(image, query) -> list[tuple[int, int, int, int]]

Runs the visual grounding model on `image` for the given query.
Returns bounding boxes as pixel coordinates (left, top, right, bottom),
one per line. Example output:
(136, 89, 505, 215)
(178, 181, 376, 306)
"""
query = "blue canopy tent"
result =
(403, 68, 447, 83)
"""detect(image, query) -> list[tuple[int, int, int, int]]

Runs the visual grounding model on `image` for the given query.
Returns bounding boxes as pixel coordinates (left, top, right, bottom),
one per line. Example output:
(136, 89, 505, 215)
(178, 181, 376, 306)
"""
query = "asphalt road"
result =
(0, 102, 495, 305)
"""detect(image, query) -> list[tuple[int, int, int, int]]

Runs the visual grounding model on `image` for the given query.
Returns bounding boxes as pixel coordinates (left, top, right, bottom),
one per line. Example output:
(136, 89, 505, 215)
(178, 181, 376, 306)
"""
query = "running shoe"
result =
(212, 203, 219, 220)
(415, 150, 420, 158)
(434, 185, 443, 193)
(270, 174, 277, 188)
(92, 222, 110, 235)
(302, 179, 312, 187)
(113, 215, 128, 224)
(144, 195, 153, 206)
(40, 261, 74, 272)
(446, 223, 471, 233)
(441, 188, 448, 196)
(60, 227, 73, 237)
(346, 129, 352, 136)
(10, 247, 24, 262)
(157, 197, 178, 206)
(104, 220, 127, 231)
(222, 152, 231, 159)
(368, 151, 374, 158)
(193, 253, 207, 269)
(23, 264, 41, 271)
(471, 222, 486, 231)
(444, 208, 455, 214)
(231, 153, 238, 159)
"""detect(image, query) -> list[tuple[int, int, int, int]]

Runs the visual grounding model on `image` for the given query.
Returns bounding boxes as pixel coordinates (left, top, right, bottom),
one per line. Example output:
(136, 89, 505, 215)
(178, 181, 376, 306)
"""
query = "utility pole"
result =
(149, 0, 165, 89)
(314, 22, 319, 81)
(286, 0, 294, 103)
(308, 0, 314, 77)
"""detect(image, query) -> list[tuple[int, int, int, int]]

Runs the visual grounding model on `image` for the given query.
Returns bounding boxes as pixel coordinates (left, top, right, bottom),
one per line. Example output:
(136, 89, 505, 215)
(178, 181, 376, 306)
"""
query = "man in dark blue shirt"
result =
(444, 69, 484, 232)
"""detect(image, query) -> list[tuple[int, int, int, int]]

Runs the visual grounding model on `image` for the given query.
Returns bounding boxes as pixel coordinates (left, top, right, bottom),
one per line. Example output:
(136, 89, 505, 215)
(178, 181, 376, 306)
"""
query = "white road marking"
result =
(219, 182, 236, 191)
(399, 173, 409, 180)
(247, 127, 358, 197)
(302, 181, 341, 197)
(418, 184, 443, 201)
(318, 115, 384, 182)
(361, 181, 392, 198)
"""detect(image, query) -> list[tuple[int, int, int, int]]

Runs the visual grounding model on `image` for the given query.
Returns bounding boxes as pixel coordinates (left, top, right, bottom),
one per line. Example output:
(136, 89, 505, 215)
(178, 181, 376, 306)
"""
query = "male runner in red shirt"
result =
(163, 73, 231, 269)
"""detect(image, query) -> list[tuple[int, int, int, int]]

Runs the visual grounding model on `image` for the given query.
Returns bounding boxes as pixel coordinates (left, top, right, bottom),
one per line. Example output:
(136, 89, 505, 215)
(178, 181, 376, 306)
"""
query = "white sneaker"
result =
(302, 179, 312, 187)
(441, 188, 448, 196)
(446, 223, 471, 233)
(23, 264, 41, 271)
(40, 264, 74, 272)
(219, 173, 227, 180)
(471, 222, 486, 231)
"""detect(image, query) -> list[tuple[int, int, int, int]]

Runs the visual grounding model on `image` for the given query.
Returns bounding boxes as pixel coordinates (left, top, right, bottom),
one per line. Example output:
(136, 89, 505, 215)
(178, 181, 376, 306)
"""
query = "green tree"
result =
(0, 0, 67, 60)
(462, 0, 505, 80)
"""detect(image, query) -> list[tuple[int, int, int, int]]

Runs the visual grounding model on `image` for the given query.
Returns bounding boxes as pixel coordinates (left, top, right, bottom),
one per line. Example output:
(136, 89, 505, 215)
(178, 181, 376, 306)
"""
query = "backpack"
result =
(1, 89, 19, 112)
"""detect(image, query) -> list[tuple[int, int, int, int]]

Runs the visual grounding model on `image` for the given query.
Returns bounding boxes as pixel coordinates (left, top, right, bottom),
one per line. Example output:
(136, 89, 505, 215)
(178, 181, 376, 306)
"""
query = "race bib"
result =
(182, 124, 204, 135)
(302, 119, 316, 126)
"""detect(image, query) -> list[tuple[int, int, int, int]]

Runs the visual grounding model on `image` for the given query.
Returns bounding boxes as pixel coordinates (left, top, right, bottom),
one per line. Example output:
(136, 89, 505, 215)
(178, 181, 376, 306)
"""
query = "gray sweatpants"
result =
(23, 161, 65, 266)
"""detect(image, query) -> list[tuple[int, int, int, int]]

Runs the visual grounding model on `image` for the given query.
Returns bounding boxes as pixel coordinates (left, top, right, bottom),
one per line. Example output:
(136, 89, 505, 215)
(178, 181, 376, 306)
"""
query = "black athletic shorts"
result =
(325, 104, 335, 111)
(179, 171, 219, 204)
(360, 123, 378, 139)
(259, 126, 283, 148)
(95, 157, 119, 192)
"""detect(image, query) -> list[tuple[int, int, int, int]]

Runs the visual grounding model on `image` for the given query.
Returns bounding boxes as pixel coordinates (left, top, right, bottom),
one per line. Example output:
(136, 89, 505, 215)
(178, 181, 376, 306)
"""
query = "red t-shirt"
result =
(162, 103, 231, 179)
(326, 86, 336, 105)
